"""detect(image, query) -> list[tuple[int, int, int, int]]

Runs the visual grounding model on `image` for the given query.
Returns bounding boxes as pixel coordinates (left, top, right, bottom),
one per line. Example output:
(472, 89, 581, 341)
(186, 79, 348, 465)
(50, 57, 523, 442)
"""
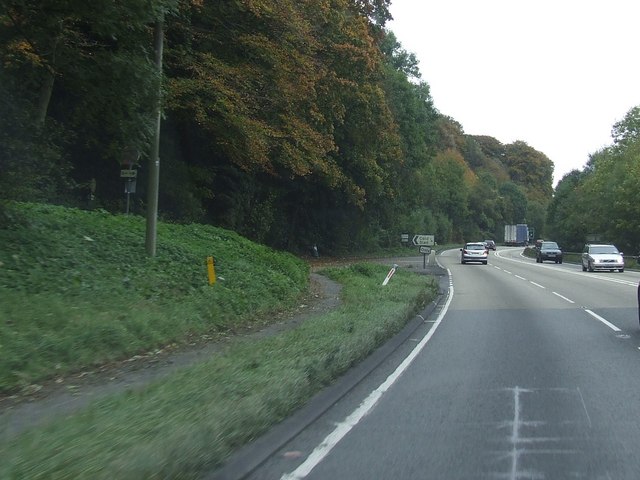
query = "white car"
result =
(461, 242, 488, 265)
(581, 244, 624, 272)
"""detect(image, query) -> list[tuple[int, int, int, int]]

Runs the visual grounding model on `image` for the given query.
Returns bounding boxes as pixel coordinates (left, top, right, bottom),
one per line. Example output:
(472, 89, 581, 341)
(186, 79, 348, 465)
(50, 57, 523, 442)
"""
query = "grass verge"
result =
(0, 262, 437, 479)
(1, 202, 438, 478)
(0, 202, 308, 393)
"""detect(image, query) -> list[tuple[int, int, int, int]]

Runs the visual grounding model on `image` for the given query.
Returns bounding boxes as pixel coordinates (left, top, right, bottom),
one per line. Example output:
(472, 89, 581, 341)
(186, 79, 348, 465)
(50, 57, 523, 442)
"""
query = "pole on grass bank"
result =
(145, 16, 164, 257)
(207, 257, 216, 285)
(382, 264, 398, 286)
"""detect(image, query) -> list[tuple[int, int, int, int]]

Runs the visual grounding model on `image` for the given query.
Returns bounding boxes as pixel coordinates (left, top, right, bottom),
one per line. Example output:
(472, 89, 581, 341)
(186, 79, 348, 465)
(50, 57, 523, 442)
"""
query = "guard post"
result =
(207, 256, 216, 285)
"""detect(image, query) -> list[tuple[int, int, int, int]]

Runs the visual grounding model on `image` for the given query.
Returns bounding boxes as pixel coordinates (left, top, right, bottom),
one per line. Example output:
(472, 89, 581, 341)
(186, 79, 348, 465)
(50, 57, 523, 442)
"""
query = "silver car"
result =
(581, 244, 624, 272)
(461, 242, 488, 265)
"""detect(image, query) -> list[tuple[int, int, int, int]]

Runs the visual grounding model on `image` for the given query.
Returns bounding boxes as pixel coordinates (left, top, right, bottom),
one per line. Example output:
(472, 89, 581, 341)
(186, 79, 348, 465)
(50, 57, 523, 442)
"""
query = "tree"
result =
(424, 149, 473, 241)
(546, 170, 588, 251)
(611, 105, 640, 148)
(468, 171, 502, 238)
(503, 141, 553, 203)
(0, 0, 177, 205)
(499, 182, 527, 224)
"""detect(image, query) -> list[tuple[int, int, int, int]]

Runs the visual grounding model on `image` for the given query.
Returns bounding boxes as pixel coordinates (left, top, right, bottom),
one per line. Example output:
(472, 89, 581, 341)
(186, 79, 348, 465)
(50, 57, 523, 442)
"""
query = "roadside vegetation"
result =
(0, 202, 311, 393)
(2, 1, 557, 255)
(0, 202, 438, 478)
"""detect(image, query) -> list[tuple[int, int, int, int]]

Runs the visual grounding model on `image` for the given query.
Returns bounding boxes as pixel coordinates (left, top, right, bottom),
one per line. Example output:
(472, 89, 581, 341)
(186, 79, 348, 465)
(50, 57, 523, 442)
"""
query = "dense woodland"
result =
(1, 0, 637, 255)
(548, 106, 640, 254)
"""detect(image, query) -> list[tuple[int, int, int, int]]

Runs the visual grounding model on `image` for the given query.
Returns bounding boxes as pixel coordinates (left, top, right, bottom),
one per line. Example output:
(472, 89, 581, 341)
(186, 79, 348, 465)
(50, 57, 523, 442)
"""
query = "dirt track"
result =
(0, 272, 342, 440)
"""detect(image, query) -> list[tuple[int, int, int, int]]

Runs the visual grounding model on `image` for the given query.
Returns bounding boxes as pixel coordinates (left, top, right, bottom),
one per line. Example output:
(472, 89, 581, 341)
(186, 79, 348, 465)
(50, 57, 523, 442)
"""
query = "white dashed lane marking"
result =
(552, 292, 575, 304)
(491, 261, 626, 333)
(584, 309, 622, 332)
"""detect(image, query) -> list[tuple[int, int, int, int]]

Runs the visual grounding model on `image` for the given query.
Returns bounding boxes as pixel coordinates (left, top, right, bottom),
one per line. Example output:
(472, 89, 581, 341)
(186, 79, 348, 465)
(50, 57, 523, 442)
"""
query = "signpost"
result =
(120, 169, 138, 214)
(412, 234, 435, 246)
(412, 235, 434, 268)
(419, 245, 432, 269)
(120, 169, 137, 178)
(120, 147, 140, 215)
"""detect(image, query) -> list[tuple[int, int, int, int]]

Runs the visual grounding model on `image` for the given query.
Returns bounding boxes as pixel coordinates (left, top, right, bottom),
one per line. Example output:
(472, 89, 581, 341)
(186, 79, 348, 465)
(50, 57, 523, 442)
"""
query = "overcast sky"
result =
(388, 0, 640, 185)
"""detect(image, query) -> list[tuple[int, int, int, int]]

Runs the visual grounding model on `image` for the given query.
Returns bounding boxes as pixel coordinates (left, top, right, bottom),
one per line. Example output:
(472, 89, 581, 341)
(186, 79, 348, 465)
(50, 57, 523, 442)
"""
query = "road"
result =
(229, 248, 640, 480)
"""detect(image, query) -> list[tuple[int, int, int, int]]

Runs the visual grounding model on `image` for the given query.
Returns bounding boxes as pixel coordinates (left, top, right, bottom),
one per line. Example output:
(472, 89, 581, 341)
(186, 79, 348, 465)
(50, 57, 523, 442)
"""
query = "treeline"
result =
(548, 106, 640, 255)
(1, 0, 554, 253)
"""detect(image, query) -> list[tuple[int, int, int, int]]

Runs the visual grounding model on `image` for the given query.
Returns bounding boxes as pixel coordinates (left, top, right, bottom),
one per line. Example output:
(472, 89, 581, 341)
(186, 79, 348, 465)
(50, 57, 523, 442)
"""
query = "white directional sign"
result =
(412, 234, 434, 246)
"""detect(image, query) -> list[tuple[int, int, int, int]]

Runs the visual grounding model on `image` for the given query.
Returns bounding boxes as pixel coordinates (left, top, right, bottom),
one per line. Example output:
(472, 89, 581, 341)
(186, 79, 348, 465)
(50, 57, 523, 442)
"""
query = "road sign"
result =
(412, 234, 434, 246)
(419, 246, 431, 255)
(120, 169, 137, 178)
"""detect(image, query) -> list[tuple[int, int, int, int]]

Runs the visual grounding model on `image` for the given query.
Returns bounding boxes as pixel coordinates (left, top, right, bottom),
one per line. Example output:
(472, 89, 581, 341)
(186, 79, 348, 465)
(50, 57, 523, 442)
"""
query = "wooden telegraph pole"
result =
(145, 16, 164, 256)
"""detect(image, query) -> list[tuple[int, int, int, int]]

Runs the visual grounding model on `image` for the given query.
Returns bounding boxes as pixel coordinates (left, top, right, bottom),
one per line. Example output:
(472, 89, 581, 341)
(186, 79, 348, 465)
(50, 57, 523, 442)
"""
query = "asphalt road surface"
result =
(227, 248, 640, 480)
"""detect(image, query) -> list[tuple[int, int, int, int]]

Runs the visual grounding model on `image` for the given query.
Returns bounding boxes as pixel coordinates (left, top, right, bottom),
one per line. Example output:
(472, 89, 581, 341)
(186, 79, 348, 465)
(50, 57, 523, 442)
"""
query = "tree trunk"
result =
(35, 36, 59, 126)
(36, 68, 55, 125)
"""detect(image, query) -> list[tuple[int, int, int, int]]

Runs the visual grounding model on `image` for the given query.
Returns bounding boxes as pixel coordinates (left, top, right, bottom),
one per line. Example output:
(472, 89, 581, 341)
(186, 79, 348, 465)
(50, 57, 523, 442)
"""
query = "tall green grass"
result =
(0, 202, 308, 392)
(0, 202, 438, 478)
(0, 262, 437, 479)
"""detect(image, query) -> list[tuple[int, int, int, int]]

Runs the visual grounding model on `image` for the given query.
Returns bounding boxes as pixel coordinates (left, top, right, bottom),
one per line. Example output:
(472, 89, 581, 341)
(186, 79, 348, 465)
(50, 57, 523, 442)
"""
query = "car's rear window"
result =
(590, 245, 618, 254)
(466, 244, 485, 250)
(542, 242, 558, 248)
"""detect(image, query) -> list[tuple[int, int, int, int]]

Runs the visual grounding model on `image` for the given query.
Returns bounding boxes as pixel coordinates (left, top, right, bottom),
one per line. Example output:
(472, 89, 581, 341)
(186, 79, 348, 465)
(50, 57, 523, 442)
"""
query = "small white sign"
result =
(419, 246, 431, 255)
(120, 169, 137, 178)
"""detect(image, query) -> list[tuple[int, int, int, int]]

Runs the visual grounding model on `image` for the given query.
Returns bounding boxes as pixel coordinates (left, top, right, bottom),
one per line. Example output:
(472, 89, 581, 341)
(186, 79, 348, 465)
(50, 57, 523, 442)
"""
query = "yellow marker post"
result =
(207, 256, 216, 285)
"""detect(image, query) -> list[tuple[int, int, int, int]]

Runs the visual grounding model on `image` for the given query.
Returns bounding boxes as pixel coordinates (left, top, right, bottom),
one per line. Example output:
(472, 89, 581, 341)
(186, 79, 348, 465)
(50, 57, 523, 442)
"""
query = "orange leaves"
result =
(163, 0, 407, 209)
(3, 39, 45, 67)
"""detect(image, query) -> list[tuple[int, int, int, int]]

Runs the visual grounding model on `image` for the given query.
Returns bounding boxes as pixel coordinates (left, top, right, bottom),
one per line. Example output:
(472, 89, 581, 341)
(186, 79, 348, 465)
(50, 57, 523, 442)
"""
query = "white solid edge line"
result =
(584, 309, 621, 332)
(281, 271, 455, 480)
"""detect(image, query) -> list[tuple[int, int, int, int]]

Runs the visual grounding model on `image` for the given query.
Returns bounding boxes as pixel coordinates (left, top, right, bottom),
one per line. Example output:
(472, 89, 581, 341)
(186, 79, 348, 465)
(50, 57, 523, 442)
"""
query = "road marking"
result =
(281, 271, 455, 480)
(494, 249, 638, 287)
(462, 250, 632, 336)
(584, 309, 621, 332)
(508, 386, 525, 478)
(577, 387, 592, 428)
(552, 292, 575, 304)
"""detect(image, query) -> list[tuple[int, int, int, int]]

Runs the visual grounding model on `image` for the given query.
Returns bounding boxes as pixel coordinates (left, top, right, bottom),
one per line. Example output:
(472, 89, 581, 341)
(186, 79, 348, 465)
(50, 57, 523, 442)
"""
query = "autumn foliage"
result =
(1, 0, 556, 252)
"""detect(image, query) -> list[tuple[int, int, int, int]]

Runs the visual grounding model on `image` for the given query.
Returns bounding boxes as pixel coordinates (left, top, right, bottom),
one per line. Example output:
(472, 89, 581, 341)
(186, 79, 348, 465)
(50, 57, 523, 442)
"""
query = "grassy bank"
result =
(0, 202, 310, 393)
(0, 203, 438, 478)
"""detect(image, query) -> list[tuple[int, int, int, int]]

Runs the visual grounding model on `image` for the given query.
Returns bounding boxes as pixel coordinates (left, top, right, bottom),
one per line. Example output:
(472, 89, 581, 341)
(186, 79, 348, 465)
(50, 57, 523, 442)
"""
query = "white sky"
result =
(388, 0, 640, 186)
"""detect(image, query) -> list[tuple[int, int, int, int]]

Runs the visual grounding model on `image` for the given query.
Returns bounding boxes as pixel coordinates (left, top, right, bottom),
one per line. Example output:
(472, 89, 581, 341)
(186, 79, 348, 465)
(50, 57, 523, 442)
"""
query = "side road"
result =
(0, 273, 342, 440)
